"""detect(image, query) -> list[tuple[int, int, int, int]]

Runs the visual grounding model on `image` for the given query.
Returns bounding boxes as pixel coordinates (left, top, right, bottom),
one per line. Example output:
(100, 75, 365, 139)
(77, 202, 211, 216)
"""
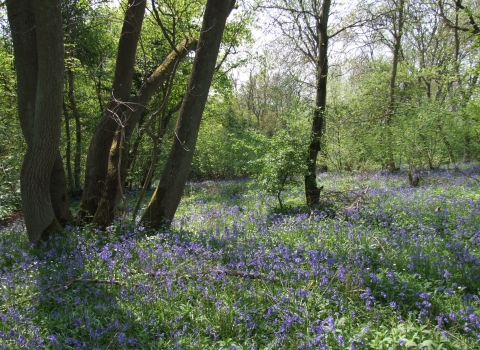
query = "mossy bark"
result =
(80, 0, 146, 219)
(93, 38, 197, 228)
(93, 130, 125, 227)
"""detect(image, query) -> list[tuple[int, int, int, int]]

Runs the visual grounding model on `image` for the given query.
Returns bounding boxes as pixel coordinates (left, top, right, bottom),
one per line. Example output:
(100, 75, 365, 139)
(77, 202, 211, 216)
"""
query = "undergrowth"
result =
(0, 166, 479, 349)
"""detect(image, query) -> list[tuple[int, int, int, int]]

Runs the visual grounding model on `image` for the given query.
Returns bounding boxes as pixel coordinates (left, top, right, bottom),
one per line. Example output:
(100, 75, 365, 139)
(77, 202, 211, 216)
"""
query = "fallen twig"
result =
(329, 186, 369, 214)
(455, 167, 480, 183)
(1, 266, 280, 312)
(210, 268, 278, 282)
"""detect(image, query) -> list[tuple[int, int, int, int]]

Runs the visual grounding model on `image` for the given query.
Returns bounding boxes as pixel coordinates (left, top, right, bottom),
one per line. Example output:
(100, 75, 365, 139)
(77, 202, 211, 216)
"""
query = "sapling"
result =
(257, 129, 308, 209)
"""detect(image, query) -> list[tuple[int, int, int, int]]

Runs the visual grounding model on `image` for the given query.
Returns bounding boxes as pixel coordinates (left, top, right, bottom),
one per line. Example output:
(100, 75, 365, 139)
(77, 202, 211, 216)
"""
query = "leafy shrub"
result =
(256, 128, 308, 208)
(192, 124, 267, 180)
(0, 156, 21, 221)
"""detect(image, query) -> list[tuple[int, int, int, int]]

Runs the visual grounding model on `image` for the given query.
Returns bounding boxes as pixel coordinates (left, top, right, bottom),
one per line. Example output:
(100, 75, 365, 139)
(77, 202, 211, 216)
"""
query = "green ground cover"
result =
(0, 166, 479, 349)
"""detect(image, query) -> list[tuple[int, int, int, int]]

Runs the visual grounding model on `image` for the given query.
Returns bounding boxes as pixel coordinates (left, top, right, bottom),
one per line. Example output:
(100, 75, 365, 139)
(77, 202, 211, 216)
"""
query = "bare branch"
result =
(150, 0, 179, 52)
(437, 0, 480, 35)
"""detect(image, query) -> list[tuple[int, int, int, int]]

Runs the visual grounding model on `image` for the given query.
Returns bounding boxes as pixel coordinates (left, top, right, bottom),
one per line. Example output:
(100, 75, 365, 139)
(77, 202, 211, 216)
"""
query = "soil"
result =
(0, 210, 23, 228)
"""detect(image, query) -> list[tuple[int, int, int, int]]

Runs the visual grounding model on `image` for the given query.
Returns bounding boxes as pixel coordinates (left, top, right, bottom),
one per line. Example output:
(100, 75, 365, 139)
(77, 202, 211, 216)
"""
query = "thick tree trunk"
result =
(79, 0, 146, 219)
(141, 0, 236, 228)
(93, 38, 197, 227)
(305, 0, 330, 206)
(7, 0, 65, 243)
(50, 151, 72, 224)
(7, 0, 37, 146)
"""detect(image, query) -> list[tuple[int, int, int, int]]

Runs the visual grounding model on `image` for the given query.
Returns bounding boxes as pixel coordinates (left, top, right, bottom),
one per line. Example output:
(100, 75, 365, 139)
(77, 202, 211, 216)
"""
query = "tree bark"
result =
(93, 38, 197, 227)
(141, 0, 236, 228)
(7, 0, 65, 243)
(63, 101, 74, 190)
(50, 151, 72, 224)
(305, 0, 331, 206)
(67, 68, 83, 195)
(384, 0, 405, 171)
(79, 0, 146, 219)
(132, 99, 183, 220)
(126, 112, 146, 186)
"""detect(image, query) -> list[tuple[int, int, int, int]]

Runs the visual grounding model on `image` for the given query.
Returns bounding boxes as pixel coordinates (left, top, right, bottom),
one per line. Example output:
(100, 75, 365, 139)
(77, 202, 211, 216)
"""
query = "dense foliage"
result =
(1, 166, 479, 348)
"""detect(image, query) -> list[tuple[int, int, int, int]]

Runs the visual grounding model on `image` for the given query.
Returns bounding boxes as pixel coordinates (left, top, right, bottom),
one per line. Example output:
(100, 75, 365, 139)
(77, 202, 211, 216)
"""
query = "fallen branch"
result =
(1, 266, 280, 312)
(323, 186, 369, 214)
(455, 167, 480, 183)
(210, 268, 278, 282)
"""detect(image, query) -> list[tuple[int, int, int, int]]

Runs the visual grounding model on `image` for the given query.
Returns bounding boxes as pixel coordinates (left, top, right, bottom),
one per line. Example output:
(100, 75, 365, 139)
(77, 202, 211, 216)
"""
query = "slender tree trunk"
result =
(79, 0, 146, 219)
(7, 0, 65, 243)
(63, 101, 75, 190)
(305, 0, 331, 206)
(141, 0, 236, 228)
(67, 68, 83, 194)
(126, 113, 146, 184)
(93, 38, 197, 227)
(384, 0, 405, 172)
(132, 99, 183, 220)
(453, 8, 472, 163)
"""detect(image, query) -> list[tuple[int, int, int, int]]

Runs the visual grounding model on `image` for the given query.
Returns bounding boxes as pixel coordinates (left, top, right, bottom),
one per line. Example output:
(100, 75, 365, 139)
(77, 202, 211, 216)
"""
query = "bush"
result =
(256, 128, 308, 208)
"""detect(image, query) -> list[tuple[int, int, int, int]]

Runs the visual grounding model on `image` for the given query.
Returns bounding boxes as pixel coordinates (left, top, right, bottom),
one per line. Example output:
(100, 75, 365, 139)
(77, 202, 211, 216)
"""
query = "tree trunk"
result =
(79, 0, 146, 219)
(141, 0, 236, 228)
(67, 68, 83, 195)
(126, 113, 146, 187)
(7, 0, 65, 243)
(132, 99, 183, 220)
(50, 151, 72, 224)
(63, 101, 75, 190)
(305, 0, 331, 206)
(93, 38, 197, 227)
(384, 0, 405, 172)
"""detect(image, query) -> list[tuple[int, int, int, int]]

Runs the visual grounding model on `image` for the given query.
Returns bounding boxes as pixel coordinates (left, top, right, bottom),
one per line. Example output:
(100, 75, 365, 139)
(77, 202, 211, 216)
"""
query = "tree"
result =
(359, 0, 407, 170)
(384, 0, 407, 171)
(62, 0, 115, 197)
(260, 0, 365, 205)
(6, 0, 66, 243)
(93, 37, 198, 227)
(79, 0, 147, 219)
(141, 0, 236, 228)
(258, 0, 331, 205)
(436, 0, 480, 162)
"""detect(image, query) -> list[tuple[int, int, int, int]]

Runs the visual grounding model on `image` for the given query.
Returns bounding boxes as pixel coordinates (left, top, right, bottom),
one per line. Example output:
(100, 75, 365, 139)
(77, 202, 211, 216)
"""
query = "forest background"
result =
(0, 0, 479, 240)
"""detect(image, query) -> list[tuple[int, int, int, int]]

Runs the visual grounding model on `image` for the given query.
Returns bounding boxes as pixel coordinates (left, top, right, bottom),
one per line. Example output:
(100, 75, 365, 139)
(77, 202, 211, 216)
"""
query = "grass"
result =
(0, 166, 479, 349)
